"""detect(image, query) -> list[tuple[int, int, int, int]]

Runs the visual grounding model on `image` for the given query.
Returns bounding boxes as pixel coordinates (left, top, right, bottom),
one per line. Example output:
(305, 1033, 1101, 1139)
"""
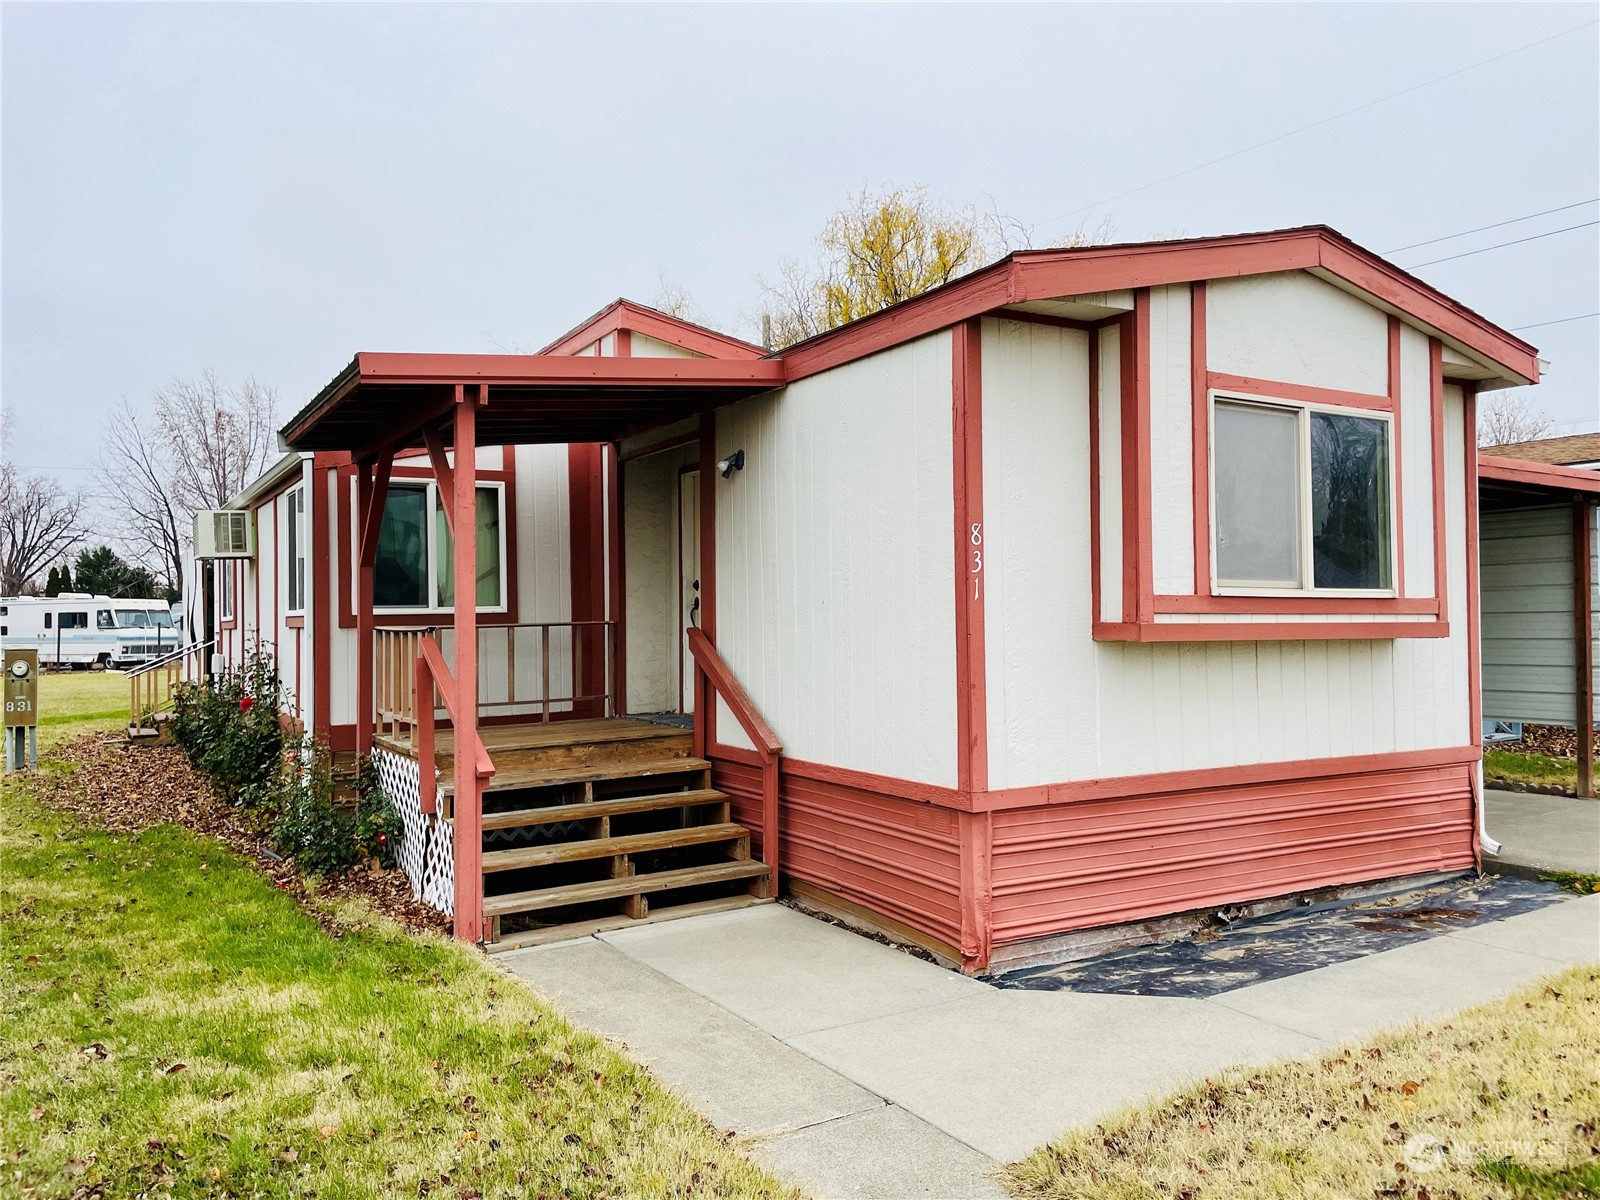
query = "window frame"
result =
(217, 561, 235, 623)
(285, 484, 307, 616)
(1208, 390, 1398, 599)
(365, 479, 509, 616)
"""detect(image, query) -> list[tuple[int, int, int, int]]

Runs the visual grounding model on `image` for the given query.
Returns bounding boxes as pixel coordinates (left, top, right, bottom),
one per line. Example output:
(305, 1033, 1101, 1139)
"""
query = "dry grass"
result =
(1004, 964, 1600, 1200)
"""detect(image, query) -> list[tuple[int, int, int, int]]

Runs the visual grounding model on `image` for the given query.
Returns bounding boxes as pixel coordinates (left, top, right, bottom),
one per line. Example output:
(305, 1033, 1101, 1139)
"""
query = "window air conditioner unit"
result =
(194, 510, 255, 559)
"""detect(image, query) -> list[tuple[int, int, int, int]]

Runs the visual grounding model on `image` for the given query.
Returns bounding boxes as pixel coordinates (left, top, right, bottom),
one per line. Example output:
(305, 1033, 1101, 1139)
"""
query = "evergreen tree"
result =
(44, 565, 61, 596)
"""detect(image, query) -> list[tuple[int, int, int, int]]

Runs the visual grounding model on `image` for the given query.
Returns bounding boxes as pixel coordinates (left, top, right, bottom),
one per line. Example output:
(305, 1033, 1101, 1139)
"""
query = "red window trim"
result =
(1093, 283, 1452, 641)
(334, 446, 520, 629)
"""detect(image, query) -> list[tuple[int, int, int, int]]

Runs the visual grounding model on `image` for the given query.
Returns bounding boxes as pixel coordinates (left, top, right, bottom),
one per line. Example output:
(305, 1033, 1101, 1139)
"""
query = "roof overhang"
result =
(539, 298, 768, 359)
(280, 352, 786, 454)
(779, 226, 1540, 389)
(225, 452, 305, 509)
(1479, 455, 1600, 499)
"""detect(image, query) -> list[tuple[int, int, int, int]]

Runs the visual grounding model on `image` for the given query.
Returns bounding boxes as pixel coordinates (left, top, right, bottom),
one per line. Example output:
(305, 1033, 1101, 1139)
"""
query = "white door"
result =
(678, 469, 700, 713)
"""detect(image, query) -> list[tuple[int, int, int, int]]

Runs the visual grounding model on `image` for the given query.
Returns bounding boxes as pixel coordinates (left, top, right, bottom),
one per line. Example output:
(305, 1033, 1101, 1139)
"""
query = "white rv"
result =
(0, 594, 179, 669)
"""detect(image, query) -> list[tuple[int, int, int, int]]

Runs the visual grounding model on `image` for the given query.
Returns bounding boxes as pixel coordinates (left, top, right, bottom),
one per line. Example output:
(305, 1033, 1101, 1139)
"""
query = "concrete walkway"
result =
(1485, 788, 1600, 876)
(499, 897, 1600, 1200)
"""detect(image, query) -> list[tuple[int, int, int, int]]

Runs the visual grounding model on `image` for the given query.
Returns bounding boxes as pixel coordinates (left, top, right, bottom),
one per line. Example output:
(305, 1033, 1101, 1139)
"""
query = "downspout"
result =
(1474, 763, 1499, 859)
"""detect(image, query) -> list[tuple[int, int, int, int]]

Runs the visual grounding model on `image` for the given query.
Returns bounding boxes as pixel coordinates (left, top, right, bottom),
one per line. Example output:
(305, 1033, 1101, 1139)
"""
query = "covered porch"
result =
(282, 351, 787, 946)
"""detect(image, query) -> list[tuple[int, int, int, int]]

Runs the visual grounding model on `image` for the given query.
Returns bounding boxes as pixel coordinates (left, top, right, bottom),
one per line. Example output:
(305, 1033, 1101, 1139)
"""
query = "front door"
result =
(678, 468, 700, 713)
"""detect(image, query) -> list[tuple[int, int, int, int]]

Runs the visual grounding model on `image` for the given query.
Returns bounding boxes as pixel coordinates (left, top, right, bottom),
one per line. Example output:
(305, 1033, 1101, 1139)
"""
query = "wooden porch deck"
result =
(376, 715, 769, 950)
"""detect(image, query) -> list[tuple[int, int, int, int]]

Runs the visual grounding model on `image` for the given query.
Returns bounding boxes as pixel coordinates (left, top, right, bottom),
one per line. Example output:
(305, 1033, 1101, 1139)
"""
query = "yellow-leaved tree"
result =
(756, 184, 1110, 349)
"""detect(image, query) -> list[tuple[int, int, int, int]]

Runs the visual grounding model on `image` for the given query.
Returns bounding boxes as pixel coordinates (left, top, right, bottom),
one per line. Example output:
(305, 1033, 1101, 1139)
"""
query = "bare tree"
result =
(96, 372, 278, 596)
(1478, 390, 1554, 448)
(649, 274, 706, 324)
(154, 370, 278, 513)
(98, 396, 186, 595)
(0, 462, 85, 595)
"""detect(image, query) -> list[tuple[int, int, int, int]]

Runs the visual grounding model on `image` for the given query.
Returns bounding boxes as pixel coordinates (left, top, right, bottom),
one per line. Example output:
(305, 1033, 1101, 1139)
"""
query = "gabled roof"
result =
(777, 225, 1540, 389)
(1482, 432, 1600, 466)
(538, 299, 767, 360)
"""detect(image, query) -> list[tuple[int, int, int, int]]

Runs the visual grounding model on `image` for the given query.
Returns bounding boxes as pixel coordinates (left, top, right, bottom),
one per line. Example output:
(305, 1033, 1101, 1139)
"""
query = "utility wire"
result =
(1509, 313, 1600, 332)
(1385, 199, 1598, 253)
(1036, 19, 1599, 230)
(1404, 220, 1599, 268)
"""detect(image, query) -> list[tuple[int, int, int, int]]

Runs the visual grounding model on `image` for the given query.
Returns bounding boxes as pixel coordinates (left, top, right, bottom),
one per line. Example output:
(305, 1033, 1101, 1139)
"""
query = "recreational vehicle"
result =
(0, 594, 178, 669)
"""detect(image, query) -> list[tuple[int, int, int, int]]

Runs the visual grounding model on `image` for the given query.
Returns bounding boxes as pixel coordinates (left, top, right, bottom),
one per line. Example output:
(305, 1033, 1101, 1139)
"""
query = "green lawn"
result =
(1, 706, 797, 1197)
(32, 669, 131, 749)
(1484, 747, 1580, 793)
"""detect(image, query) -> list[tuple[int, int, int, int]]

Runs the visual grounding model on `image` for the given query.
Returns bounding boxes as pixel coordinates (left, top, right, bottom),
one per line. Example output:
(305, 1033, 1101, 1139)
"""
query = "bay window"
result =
(373, 481, 506, 611)
(1211, 397, 1393, 594)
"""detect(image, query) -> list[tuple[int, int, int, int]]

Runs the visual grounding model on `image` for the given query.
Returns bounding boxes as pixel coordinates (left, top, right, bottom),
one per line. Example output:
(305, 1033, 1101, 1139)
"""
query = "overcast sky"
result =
(4, 3, 1597, 489)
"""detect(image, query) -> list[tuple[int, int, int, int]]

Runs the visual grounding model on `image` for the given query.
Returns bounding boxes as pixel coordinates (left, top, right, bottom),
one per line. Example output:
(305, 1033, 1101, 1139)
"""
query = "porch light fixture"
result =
(717, 450, 745, 479)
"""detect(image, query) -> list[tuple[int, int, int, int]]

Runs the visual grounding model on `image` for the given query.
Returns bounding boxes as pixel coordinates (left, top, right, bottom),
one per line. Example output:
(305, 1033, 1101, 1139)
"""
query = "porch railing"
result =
(686, 626, 783, 893)
(374, 621, 617, 749)
(127, 639, 213, 733)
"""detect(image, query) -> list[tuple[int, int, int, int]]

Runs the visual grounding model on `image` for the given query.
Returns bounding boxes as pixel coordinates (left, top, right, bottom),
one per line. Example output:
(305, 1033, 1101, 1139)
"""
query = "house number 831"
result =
(970, 522, 983, 601)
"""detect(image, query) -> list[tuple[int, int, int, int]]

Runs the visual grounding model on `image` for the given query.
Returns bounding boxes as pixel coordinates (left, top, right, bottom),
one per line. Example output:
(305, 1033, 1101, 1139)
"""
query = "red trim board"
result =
(951, 318, 988, 793)
(1189, 282, 1210, 596)
(1388, 316, 1407, 598)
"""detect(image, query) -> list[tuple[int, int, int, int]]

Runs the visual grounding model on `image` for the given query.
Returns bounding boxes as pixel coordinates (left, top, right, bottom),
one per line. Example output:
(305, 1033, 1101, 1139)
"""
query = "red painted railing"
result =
(686, 627, 782, 892)
(414, 635, 495, 815)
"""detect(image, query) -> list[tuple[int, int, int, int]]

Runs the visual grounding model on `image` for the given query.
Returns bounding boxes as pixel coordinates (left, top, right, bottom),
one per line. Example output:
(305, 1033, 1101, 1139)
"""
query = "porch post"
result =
(1576, 500, 1595, 799)
(355, 449, 394, 757)
(452, 386, 485, 943)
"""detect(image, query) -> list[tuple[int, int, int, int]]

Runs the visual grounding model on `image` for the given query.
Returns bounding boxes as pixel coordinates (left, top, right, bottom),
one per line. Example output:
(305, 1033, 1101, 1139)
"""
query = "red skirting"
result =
(711, 757, 963, 949)
(713, 752, 1476, 969)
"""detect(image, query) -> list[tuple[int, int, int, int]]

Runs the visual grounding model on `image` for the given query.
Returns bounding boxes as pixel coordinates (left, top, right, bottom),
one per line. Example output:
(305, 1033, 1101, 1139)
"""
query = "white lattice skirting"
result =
(373, 746, 454, 915)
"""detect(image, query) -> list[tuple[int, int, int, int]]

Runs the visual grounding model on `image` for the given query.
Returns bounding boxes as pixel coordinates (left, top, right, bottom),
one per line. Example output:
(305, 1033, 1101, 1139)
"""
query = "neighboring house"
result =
(225, 226, 1544, 971)
(1477, 434, 1600, 797)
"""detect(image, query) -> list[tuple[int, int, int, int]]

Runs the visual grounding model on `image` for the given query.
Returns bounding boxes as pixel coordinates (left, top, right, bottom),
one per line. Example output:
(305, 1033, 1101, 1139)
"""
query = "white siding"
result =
(1097, 324, 1123, 624)
(1208, 271, 1389, 396)
(1397, 324, 1437, 597)
(1148, 284, 1195, 594)
(714, 334, 957, 787)
(981, 319, 1095, 790)
(984, 317, 1473, 789)
(631, 333, 702, 359)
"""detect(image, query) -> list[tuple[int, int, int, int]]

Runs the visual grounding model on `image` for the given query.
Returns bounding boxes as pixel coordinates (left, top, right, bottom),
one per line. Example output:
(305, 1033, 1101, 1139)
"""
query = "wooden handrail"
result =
(686, 626, 782, 895)
(686, 627, 782, 758)
(418, 635, 495, 781)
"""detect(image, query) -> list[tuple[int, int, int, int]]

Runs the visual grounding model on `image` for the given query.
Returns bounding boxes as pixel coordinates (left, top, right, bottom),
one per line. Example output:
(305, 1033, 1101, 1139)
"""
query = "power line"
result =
(1509, 313, 1600, 332)
(1404, 220, 1599, 268)
(1036, 19, 1599, 229)
(1384, 199, 1598, 253)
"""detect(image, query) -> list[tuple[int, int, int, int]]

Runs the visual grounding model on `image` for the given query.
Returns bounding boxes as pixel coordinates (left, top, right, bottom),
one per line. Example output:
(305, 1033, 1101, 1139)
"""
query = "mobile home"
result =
(226, 228, 1541, 970)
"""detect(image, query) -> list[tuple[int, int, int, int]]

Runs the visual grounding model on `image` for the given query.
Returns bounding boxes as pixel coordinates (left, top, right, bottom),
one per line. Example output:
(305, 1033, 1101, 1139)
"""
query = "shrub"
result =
(171, 652, 287, 803)
(270, 745, 403, 876)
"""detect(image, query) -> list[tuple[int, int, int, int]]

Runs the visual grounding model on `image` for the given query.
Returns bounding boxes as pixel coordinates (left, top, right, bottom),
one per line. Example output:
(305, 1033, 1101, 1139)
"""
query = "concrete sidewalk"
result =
(1484, 788, 1600, 877)
(500, 896, 1600, 1200)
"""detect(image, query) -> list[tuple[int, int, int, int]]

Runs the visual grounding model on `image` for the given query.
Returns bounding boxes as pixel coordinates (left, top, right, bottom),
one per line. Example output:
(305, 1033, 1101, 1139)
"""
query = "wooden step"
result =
(480, 788, 727, 831)
(443, 756, 711, 797)
(482, 823, 747, 873)
(483, 859, 770, 917)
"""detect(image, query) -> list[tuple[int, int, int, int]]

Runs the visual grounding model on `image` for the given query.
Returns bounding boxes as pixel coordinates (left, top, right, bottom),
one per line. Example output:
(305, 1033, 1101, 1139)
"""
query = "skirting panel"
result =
(711, 757, 963, 948)
(989, 762, 1476, 945)
(373, 745, 454, 915)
